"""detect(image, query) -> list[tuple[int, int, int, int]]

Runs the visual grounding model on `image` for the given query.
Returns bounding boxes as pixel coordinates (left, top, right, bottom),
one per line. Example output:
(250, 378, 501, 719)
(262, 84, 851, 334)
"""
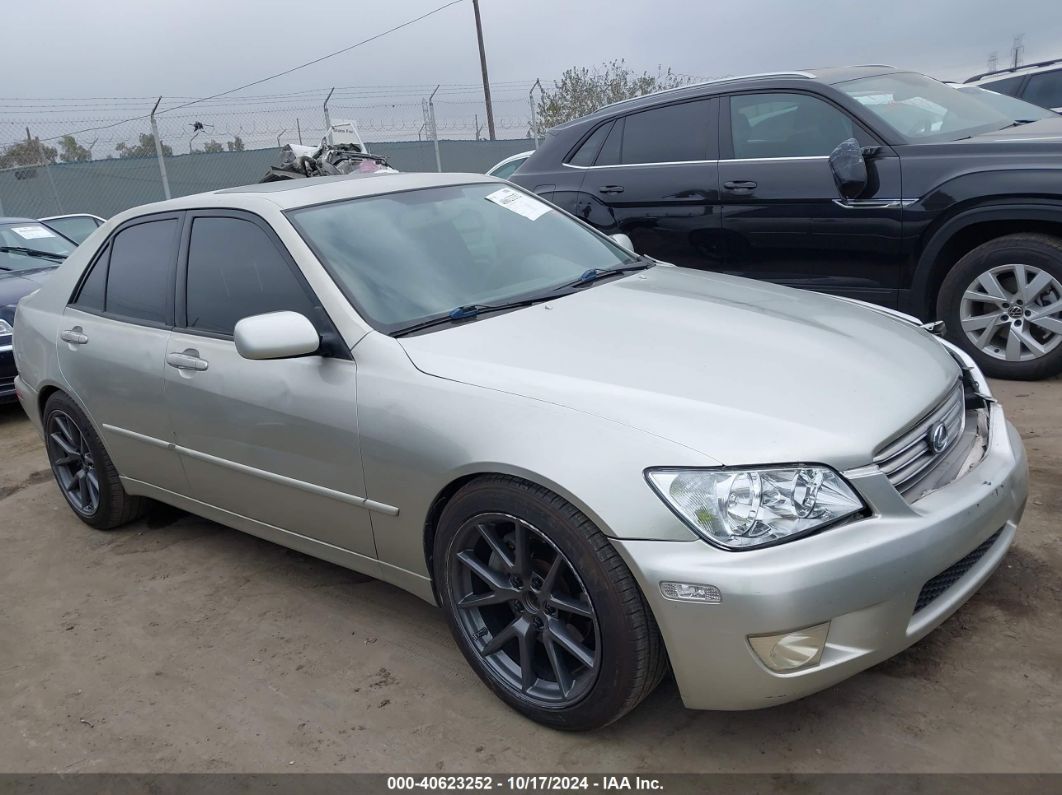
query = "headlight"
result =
(646, 466, 863, 550)
(0, 318, 12, 336)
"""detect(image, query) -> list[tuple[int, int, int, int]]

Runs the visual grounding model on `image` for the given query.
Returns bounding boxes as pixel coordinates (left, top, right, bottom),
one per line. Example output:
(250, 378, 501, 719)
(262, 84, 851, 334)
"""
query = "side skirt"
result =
(120, 477, 438, 605)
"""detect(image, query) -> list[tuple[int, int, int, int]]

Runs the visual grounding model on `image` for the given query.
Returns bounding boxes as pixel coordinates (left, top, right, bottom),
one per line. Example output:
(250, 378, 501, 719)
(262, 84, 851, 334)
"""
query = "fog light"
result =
(748, 622, 830, 672)
(659, 581, 721, 603)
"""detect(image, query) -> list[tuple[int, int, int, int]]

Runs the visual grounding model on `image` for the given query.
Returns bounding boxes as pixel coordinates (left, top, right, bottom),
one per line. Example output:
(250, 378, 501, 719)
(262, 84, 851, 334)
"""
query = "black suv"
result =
(512, 66, 1062, 380)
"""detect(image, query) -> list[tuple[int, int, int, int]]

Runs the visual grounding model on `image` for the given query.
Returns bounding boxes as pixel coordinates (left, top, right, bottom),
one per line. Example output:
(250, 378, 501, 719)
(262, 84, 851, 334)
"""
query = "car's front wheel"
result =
(939, 233, 1062, 380)
(434, 476, 667, 730)
(43, 392, 146, 529)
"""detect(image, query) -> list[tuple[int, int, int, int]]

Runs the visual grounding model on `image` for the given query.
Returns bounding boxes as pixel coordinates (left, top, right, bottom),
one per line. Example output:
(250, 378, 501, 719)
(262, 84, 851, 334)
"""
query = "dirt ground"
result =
(0, 376, 1059, 774)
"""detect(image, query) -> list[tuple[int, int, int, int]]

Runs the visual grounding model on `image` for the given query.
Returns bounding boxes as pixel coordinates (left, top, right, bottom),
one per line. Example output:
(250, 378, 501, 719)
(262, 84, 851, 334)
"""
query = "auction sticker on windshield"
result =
(485, 186, 551, 221)
(11, 226, 57, 239)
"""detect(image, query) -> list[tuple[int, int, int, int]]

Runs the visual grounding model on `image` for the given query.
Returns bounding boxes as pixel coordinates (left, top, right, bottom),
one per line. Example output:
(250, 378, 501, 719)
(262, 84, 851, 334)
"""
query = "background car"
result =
(0, 217, 74, 402)
(486, 150, 533, 180)
(964, 58, 1062, 112)
(511, 66, 1062, 380)
(950, 83, 1059, 121)
(38, 214, 106, 245)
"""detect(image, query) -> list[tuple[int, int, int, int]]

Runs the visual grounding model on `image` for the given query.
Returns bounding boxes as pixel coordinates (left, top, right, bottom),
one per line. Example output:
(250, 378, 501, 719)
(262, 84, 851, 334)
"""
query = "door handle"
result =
(166, 349, 209, 372)
(60, 328, 88, 345)
(723, 180, 757, 191)
(598, 185, 625, 194)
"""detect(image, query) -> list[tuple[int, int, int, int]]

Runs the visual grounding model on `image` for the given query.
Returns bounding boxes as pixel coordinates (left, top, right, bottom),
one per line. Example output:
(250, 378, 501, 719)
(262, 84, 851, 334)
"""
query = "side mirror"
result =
(828, 138, 867, 200)
(234, 311, 320, 361)
(610, 232, 636, 252)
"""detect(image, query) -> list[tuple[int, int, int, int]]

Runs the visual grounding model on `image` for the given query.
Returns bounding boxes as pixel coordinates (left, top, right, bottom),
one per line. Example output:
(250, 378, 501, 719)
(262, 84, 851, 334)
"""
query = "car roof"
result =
(112, 172, 502, 219)
(553, 65, 900, 130)
(966, 58, 1062, 84)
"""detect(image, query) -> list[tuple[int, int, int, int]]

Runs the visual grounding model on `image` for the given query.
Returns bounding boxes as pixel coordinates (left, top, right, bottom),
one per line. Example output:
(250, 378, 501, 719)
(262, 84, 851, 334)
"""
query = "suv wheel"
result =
(43, 392, 147, 529)
(938, 233, 1062, 380)
(434, 476, 667, 730)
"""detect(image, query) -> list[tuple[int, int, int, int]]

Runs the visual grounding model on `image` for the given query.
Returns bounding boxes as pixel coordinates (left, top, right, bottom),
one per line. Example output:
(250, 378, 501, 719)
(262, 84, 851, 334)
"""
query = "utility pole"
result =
(471, 0, 496, 140)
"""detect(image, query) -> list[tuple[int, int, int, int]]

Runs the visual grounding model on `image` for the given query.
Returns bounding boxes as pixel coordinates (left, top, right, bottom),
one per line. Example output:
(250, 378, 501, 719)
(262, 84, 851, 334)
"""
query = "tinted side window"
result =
(730, 93, 855, 158)
(567, 122, 613, 166)
(105, 219, 178, 324)
(73, 245, 109, 311)
(1024, 71, 1062, 109)
(595, 120, 623, 166)
(620, 100, 711, 163)
(980, 75, 1025, 97)
(184, 216, 316, 336)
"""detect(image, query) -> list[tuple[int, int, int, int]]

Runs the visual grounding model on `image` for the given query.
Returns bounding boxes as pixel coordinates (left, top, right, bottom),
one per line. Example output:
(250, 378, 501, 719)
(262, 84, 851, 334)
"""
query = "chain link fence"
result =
(0, 85, 542, 220)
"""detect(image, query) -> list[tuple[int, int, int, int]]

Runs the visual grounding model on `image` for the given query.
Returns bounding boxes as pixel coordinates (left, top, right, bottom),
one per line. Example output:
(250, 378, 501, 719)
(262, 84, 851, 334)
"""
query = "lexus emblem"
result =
(928, 422, 950, 454)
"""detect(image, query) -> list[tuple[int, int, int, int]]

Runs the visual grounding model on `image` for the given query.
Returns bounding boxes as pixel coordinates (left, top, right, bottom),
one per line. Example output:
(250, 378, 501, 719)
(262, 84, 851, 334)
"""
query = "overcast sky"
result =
(6, 0, 1062, 147)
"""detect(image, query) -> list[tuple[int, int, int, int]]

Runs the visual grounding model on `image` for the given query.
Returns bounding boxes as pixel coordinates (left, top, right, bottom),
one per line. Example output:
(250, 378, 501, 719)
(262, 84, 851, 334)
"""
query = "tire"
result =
(433, 475, 667, 731)
(43, 392, 146, 530)
(938, 233, 1062, 380)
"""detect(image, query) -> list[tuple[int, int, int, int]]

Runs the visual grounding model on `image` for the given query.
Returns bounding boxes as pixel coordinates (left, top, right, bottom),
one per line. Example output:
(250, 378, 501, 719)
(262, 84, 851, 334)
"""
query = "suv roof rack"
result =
(598, 71, 815, 112)
(965, 57, 1062, 84)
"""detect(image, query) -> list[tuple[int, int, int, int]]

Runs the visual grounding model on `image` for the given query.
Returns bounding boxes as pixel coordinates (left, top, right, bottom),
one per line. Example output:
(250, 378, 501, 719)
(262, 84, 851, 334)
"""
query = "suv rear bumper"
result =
(613, 404, 1027, 710)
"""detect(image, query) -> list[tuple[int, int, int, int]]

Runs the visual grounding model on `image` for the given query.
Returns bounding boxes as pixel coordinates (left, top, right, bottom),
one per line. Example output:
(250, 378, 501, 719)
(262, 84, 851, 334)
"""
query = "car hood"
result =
(0, 267, 56, 309)
(965, 116, 1062, 143)
(397, 267, 960, 469)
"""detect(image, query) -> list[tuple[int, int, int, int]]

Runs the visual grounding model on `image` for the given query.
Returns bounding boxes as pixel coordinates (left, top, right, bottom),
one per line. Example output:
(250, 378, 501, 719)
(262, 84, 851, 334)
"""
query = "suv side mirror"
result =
(828, 138, 867, 200)
(234, 311, 321, 360)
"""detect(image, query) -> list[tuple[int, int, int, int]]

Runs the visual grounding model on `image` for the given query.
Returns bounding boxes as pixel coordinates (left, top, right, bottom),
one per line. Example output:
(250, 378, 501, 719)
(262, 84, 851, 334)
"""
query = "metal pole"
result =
(323, 87, 335, 136)
(471, 0, 496, 140)
(296, 118, 303, 145)
(528, 78, 543, 149)
(429, 85, 442, 172)
(29, 128, 64, 214)
(150, 97, 171, 200)
(277, 129, 287, 147)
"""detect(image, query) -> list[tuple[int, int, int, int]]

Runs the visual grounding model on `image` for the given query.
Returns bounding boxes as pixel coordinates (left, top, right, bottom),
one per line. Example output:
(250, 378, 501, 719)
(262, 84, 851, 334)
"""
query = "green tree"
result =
(0, 137, 58, 168)
(226, 136, 245, 152)
(58, 134, 91, 162)
(201, 139, 225, 153)
(115, 133, 173, 159)
(534, 59, 687, 132)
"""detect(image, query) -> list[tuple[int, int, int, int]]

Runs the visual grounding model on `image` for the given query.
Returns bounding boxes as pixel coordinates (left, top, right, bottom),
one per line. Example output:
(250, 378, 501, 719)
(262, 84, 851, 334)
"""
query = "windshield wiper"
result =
(0, 246, 66, 261)
(392, 297, 549, 338)
(558, 260, 652, 290)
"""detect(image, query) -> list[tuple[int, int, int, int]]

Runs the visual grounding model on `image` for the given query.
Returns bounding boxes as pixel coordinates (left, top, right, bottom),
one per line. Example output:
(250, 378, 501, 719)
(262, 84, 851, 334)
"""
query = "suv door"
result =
(572, 98, 723, 269)
(57, 213, 187, 492)
(163, 210, 375, 559)
(718, 91, 904, 305)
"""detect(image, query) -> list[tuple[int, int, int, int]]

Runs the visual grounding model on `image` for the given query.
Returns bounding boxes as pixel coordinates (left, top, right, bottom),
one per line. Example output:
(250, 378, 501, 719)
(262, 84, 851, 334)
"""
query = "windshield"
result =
(0, 222, 73, 271)
(838, 72, 1013, 142)
(957, 85, 1057, 122)
(288, 183, 632, 332)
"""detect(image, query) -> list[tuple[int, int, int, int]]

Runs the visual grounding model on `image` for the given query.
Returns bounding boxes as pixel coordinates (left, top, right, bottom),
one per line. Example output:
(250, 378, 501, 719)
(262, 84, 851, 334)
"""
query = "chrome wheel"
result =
(960, 263, 1062, 362)
(46, 410, 100, 516)
(448, 513, 600, 707)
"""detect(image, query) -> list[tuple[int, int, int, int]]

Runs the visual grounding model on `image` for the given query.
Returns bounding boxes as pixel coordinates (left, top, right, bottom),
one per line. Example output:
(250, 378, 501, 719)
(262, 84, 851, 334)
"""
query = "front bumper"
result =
(0, 342, 16, 403)
(613, 402, 1028, 710)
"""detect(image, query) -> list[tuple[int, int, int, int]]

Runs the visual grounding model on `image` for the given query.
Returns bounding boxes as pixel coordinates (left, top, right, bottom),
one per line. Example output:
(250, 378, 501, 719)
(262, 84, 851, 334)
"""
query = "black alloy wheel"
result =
(46, 409, 100, 516)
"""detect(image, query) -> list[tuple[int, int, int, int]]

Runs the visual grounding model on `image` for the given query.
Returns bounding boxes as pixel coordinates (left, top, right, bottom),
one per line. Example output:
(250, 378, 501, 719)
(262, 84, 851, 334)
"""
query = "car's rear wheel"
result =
(434, 476, 667, 730)
(43, 392, 146, 529)
(939, 233, 1062, 380)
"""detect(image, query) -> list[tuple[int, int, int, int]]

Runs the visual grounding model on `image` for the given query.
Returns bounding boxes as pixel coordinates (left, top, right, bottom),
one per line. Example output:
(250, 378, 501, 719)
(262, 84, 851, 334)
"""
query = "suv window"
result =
(979, 75, 1025, 97)
(1024, 70, 1062, 109)
(105, 219, 178, 324)
(184, 216, 316, 336)
(617, 101, 712, 164)
(730, 93, 855, 158)
(567, 122, 613, 166)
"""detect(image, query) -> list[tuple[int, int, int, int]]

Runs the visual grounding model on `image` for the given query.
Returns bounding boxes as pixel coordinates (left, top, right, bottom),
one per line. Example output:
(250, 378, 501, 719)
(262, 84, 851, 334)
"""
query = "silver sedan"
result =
(13, 173, 1028, 729)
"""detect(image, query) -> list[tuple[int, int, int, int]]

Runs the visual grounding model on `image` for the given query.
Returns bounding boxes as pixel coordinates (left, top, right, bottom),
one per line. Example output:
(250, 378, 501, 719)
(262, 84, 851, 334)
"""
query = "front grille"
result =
(913, 528, 1003, 613)
(874, 380, 965, 498)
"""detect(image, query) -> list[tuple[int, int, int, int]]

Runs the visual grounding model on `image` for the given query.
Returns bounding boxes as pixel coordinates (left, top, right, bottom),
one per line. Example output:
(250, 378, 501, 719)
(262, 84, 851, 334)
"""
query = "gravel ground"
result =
(0, 376, 1059, 773)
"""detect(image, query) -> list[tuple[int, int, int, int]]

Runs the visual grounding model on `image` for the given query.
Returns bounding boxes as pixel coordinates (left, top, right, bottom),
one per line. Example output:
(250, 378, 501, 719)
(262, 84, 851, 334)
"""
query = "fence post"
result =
(323, 87, 335, 136)
(429, 85, 442, 172)
(529, 79, 544, 149)
(149, 97, 171, 200)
